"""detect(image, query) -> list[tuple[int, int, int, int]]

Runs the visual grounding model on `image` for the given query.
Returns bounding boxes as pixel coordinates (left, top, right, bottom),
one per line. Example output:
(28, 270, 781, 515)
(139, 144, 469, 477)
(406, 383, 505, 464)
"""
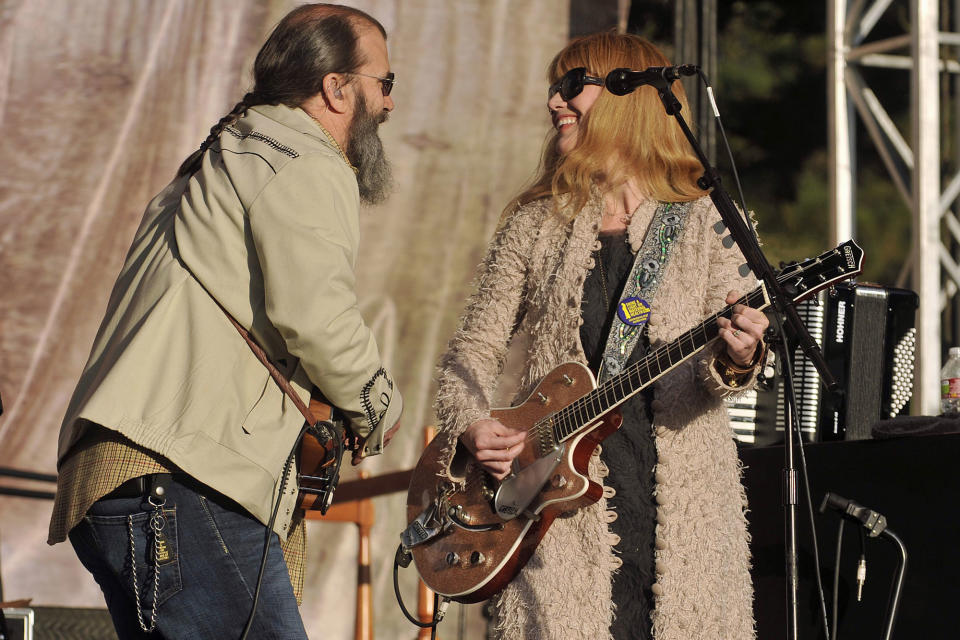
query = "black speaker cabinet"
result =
(1, 607, 116, 640)
(740, 432, 960, 639)
(1, 608, 33, 640)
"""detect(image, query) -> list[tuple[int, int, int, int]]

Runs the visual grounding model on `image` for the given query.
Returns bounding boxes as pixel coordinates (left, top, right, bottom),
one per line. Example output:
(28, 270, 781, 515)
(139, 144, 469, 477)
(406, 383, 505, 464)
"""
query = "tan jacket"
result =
(435, 193, 756, 639)
(56, 104, 402, 533)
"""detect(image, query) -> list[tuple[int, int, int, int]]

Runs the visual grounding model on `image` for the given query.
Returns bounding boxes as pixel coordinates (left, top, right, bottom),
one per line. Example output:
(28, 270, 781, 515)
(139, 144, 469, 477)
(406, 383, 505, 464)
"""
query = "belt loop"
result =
(148, 473, 173, 503)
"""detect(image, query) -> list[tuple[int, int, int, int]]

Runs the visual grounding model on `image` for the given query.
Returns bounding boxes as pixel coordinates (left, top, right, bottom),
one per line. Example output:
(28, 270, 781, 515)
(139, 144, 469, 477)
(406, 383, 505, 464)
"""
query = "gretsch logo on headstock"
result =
(843, 245, 856, 270)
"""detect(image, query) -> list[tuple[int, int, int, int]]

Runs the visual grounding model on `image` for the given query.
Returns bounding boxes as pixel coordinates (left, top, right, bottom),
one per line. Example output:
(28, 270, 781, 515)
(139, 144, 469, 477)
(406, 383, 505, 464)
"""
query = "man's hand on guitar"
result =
(461, 419, 527, 480)
(717, 289, 769, 366)
(351, 419, 403, 466)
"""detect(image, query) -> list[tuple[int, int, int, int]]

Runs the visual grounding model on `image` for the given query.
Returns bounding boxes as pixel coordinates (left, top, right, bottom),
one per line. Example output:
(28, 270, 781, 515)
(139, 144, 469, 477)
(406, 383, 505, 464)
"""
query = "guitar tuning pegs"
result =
(738, 264, 752, 277)
(722, 235, 735, 249)
(713, 220, 726, 234)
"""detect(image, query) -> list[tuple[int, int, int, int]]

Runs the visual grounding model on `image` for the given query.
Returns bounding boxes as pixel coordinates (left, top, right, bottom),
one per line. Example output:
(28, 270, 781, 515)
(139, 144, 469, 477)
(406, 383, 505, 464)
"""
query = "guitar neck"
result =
(550, 285, 770, 444)
(544, 239, 864, 447)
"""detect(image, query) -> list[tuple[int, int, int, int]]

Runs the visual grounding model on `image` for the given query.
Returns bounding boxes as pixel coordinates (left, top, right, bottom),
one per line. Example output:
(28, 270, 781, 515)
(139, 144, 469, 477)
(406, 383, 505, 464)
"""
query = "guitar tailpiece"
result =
(400, 502, 447, 549)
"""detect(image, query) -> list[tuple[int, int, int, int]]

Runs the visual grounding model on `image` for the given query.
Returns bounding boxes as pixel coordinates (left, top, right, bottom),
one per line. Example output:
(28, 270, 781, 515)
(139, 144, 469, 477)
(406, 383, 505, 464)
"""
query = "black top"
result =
(579, 231, 657, 640)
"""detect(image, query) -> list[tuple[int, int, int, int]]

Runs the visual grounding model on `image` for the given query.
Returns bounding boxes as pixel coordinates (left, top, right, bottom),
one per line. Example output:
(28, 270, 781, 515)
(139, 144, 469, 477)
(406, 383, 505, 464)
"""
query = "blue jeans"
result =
(69, 475, 308, 640)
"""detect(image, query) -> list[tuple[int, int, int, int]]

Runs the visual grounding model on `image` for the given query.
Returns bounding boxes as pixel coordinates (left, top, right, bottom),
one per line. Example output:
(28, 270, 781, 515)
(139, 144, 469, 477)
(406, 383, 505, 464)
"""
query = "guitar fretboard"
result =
(547, 287, 770, 444)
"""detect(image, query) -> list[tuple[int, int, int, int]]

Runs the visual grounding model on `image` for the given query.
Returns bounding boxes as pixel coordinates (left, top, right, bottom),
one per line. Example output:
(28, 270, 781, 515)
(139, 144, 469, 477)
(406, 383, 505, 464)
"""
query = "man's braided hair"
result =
(176, 3, 385, 177)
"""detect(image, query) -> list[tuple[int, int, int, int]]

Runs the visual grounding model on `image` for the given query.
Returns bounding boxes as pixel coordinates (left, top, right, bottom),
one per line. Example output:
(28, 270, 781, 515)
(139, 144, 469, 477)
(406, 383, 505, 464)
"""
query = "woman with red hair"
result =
(435, 32, 766, 639)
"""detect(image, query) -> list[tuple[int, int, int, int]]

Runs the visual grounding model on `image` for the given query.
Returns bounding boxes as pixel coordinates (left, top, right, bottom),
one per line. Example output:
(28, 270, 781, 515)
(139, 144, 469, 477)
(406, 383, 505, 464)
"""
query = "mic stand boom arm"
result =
(644, 76, 838, 640)
(648, 80, 838, 391)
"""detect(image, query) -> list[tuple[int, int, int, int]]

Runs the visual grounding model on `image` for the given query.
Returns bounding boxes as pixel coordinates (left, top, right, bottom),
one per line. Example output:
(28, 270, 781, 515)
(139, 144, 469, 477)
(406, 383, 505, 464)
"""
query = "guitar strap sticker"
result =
(598, 201, 691, 382)
(617, 296, 651, 327)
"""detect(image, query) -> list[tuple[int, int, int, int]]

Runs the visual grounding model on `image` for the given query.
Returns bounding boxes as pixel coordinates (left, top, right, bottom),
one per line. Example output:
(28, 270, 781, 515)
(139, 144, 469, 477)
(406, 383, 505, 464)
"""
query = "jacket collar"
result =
(248, 103, 341, 154)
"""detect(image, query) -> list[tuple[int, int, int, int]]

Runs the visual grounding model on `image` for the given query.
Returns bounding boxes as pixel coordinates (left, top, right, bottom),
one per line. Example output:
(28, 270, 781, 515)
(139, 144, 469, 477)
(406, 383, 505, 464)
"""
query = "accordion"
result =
(727, 283, 918, 445)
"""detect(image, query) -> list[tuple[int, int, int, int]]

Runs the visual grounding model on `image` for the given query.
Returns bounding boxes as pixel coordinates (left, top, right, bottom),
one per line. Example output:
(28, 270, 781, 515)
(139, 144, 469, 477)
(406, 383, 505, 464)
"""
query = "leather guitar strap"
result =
(220, 310, 347, 516)
(222, 313, 321, 425)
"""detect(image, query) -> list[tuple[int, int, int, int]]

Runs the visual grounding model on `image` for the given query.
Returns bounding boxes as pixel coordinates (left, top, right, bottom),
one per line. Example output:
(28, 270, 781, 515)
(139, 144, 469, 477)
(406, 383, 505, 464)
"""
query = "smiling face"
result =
(515, 33, 704, 216)
(548, 79, 603, 156)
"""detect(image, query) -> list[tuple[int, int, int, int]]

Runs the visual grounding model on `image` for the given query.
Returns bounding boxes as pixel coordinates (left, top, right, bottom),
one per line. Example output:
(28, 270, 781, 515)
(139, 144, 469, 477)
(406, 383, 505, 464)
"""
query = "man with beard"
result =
(47, 5, 402, 638)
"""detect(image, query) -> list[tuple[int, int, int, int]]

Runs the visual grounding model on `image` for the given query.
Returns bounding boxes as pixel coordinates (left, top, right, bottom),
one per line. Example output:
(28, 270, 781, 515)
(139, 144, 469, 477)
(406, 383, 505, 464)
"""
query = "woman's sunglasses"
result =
(548, 67, 604, 101)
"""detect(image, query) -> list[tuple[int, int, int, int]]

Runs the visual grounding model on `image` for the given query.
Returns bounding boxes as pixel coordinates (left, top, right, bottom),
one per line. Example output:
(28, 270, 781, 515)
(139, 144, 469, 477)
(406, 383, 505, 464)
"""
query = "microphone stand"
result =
(631, 72, 841, 640)
(819, 493, 908, 639)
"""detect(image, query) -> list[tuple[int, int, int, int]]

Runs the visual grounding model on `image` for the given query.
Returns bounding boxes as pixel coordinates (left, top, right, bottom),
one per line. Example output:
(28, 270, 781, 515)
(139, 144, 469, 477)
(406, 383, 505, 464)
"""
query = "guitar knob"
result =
(551, 474, 567, 488)
(445, 552, 460, 566)
(470, 551, 485, 565)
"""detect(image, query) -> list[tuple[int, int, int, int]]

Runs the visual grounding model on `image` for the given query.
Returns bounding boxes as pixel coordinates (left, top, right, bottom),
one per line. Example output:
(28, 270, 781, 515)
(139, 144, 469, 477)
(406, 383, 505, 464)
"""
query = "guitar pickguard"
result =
(494, 444, 565, 520)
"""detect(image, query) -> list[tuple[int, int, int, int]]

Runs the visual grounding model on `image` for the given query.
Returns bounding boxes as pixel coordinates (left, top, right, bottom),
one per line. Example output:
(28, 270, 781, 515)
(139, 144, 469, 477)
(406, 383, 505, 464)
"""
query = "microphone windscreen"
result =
(819, 491, 851, 514)
(605, 69, 635, 96)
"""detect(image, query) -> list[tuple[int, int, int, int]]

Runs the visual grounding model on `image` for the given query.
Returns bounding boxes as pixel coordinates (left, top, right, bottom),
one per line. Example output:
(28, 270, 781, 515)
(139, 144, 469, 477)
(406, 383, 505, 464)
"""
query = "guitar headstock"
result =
(777, 239, 864, 303)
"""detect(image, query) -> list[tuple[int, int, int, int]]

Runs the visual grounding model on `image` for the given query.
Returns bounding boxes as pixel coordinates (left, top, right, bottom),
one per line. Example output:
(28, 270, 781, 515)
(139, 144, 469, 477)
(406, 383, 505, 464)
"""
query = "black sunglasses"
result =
(350, 71, 396, 96)
(548, 67, 604, 101)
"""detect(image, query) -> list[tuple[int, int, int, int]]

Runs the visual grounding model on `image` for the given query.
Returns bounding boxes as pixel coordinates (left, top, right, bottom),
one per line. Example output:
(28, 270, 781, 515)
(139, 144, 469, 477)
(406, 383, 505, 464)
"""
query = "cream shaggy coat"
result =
(435, 192, 758, 639)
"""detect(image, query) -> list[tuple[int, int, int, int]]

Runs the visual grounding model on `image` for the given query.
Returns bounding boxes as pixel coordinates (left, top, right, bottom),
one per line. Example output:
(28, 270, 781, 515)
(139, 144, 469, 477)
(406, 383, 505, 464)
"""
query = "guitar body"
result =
(406, 362, 622, 602)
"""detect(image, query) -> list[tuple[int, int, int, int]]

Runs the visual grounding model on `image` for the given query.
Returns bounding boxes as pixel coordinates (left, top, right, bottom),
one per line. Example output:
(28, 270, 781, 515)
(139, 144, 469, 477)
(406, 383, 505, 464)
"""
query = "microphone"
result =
(605, 64, 699, 96)
(819, 492, 888, 537)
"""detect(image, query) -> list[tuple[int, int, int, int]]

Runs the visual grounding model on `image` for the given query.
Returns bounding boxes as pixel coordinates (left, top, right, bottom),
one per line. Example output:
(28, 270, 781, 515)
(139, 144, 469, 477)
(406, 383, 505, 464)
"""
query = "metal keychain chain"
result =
(127, 492, 166, 633)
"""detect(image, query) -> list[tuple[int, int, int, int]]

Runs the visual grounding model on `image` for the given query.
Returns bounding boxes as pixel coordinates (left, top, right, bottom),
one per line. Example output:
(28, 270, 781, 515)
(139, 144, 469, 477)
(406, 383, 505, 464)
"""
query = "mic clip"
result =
(819, 492, 889, 537)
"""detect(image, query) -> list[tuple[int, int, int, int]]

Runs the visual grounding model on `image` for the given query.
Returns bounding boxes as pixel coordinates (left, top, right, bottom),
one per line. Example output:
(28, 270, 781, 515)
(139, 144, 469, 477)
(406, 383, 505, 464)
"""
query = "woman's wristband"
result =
(715, 340, 766, 386)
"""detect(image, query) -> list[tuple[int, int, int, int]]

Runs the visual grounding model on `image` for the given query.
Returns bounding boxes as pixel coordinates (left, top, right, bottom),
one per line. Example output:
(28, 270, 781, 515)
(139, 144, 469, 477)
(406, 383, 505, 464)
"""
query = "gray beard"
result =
(346, 93, 393, 205)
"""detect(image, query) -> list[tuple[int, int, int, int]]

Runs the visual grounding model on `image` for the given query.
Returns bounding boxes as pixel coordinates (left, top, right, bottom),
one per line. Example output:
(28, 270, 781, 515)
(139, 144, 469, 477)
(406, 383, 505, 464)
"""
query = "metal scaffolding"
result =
(828, 0, 957, 415)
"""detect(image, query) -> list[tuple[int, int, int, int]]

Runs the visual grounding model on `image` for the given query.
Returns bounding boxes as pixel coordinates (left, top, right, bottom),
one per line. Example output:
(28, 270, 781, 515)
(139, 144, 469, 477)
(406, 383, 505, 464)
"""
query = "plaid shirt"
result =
(48, 425, 305, 602)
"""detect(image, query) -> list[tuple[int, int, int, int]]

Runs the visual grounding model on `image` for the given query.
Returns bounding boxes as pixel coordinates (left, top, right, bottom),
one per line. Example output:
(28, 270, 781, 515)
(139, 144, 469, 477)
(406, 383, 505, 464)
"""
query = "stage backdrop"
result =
(0, 1, 568, 637)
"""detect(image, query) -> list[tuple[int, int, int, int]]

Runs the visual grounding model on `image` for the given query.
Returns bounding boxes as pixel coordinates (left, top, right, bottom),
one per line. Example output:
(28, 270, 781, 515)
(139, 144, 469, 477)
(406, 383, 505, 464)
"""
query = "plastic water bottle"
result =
(940, 347, 960, 415)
